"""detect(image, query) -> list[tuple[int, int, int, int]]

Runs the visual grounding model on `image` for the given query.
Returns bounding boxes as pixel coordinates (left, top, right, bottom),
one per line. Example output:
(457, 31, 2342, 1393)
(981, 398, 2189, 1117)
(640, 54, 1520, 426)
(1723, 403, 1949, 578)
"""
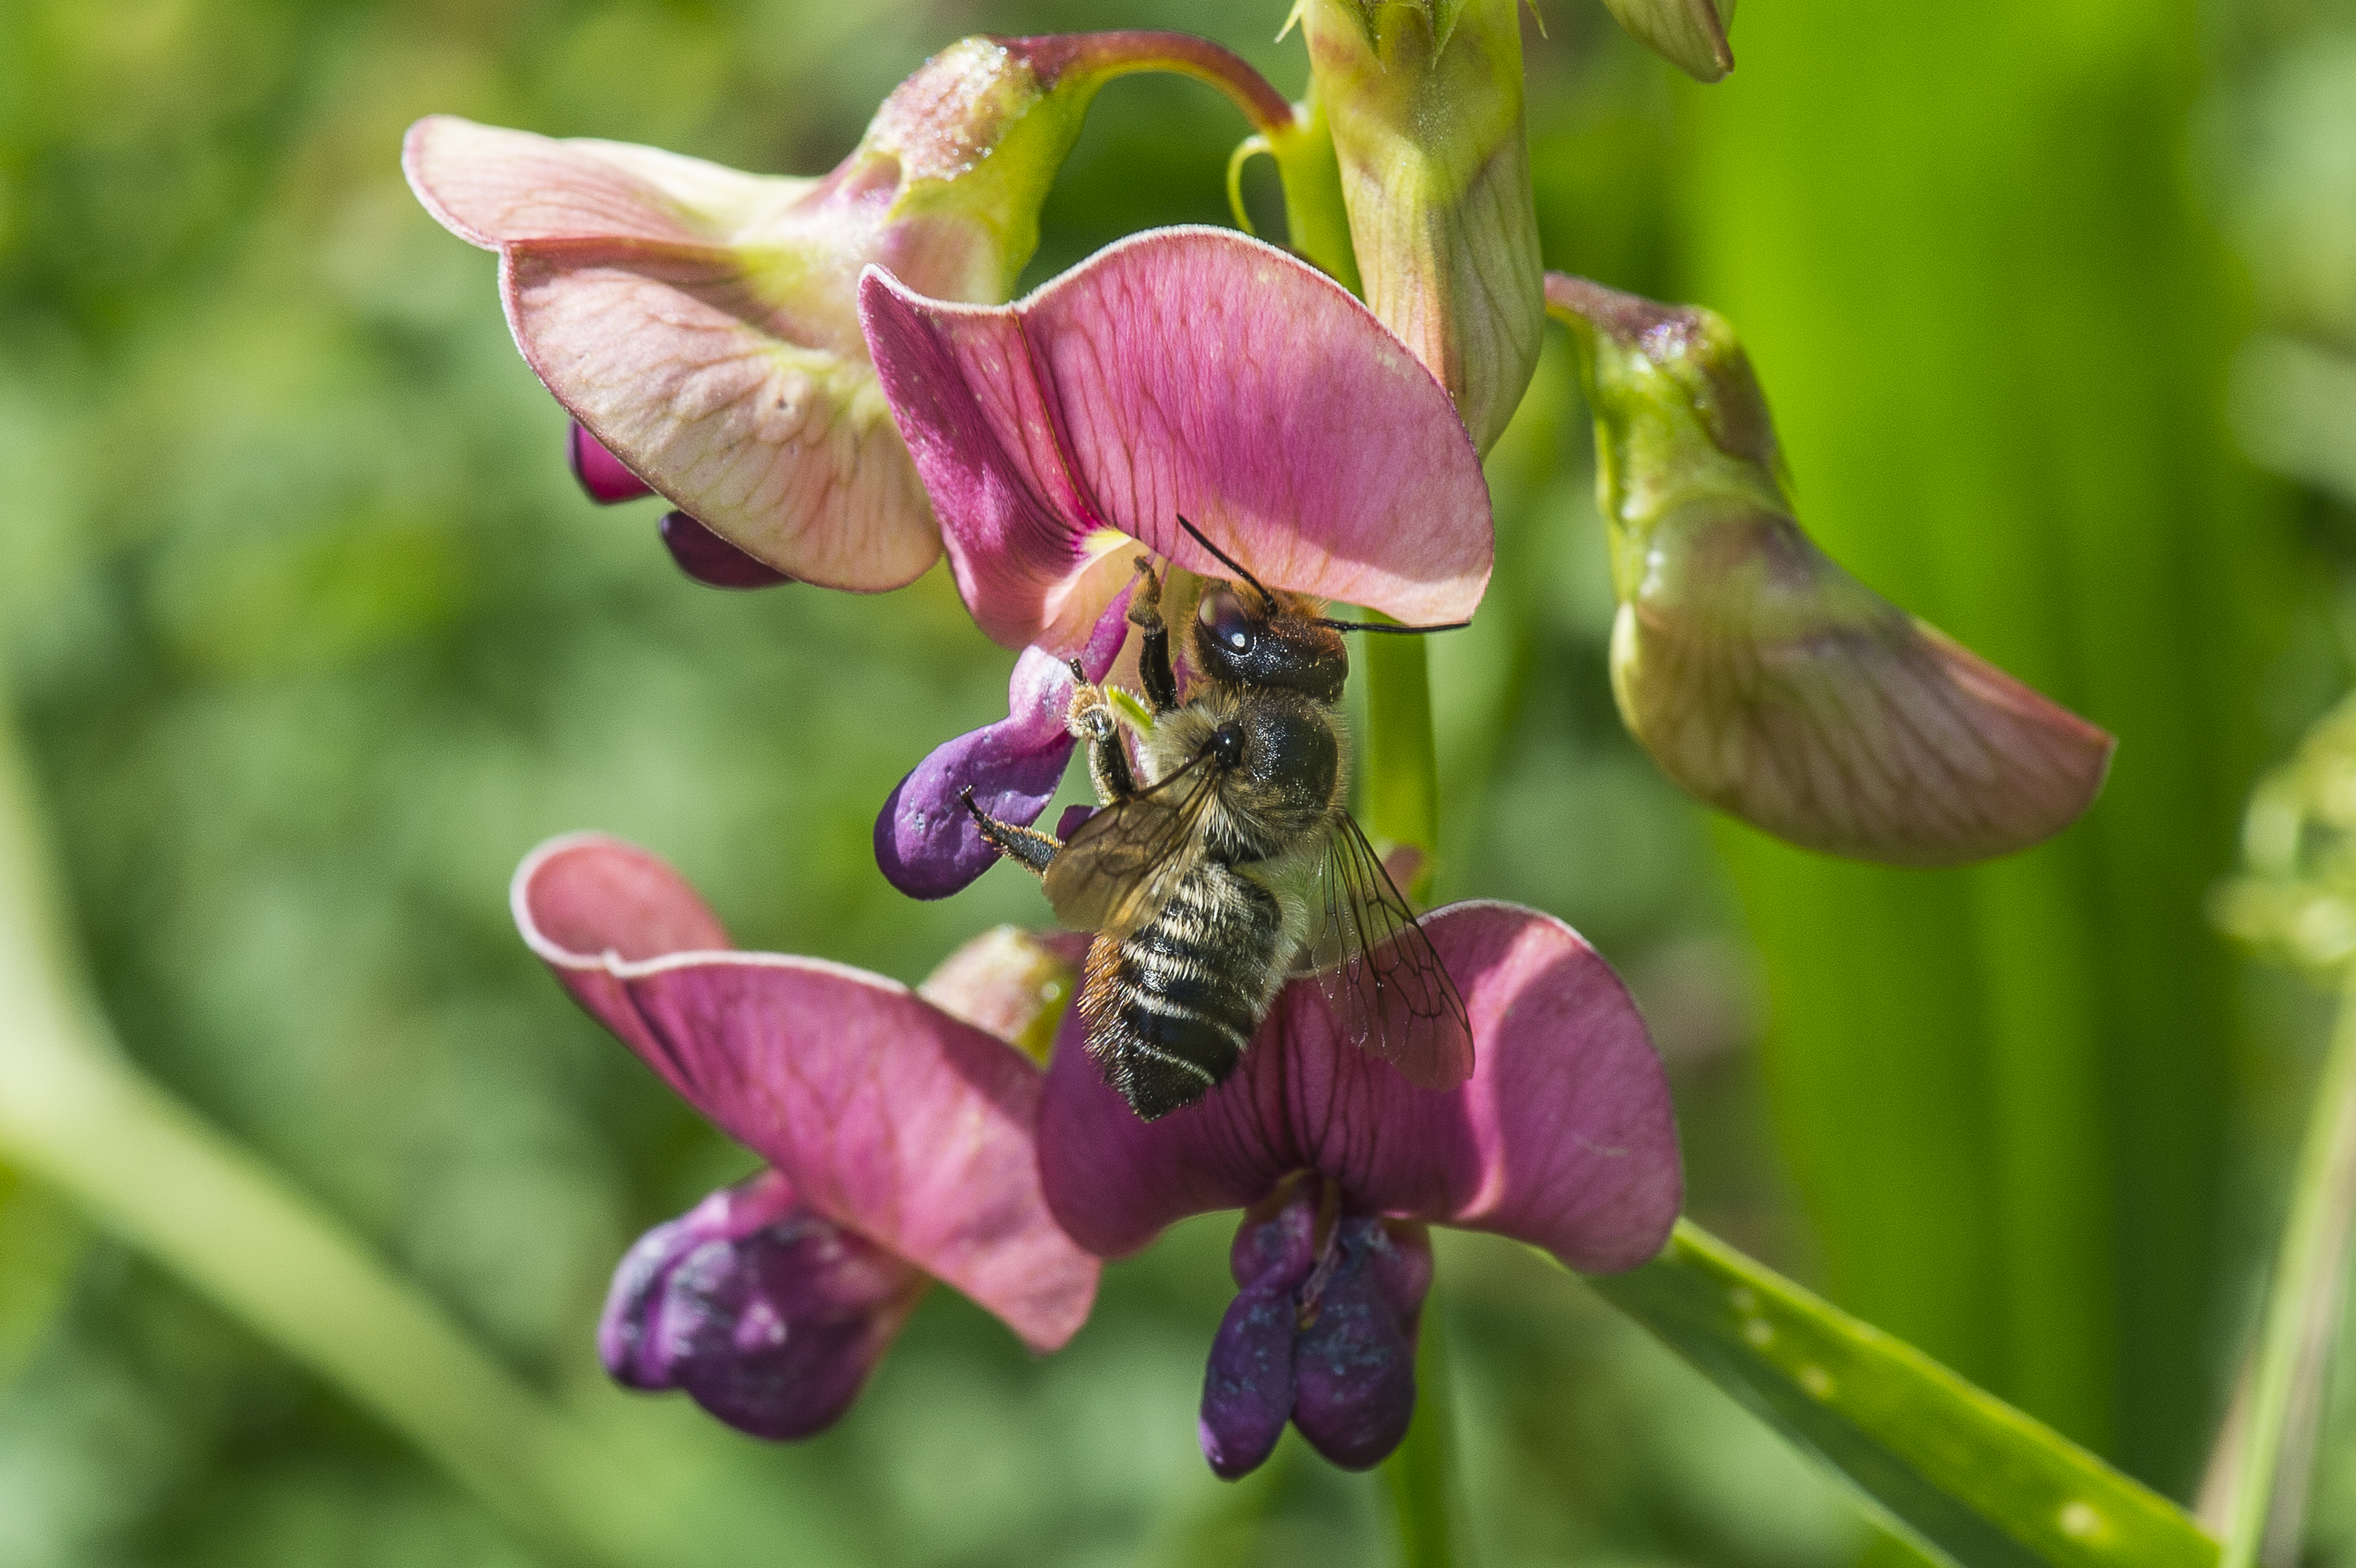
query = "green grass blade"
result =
(2214, 976, 2356, 1568)
(1591, 1222, 2221, 1568)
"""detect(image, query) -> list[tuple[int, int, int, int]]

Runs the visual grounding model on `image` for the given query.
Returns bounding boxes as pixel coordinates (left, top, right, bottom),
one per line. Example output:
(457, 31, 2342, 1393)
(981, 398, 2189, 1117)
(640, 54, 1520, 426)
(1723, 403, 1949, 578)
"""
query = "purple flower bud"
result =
(1197, 1180, 1435, 1478)
(600, 1169, 928, 1441)
(658, 511, 794, 590)
(567, 420, 655, 504)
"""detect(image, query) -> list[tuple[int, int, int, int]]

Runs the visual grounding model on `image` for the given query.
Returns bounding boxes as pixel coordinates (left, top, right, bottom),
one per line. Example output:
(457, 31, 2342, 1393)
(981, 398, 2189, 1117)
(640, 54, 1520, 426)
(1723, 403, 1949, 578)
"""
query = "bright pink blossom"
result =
(859, 226, 1497, 897)
(1035, 899, 1681, 1475)
(513, 834, 1099, 1438)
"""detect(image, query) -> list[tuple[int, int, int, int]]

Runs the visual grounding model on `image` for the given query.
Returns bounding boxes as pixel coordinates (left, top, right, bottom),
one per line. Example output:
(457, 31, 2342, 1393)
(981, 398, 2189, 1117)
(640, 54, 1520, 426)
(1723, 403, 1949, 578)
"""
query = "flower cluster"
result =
(419, 9, 2115, 1480)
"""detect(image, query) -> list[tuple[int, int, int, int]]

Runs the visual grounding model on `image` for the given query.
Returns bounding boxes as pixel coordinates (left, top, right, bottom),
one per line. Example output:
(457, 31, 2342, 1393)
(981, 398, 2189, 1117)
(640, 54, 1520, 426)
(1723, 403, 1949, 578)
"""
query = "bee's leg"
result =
(960, 787, 1059, 876)
(1065, 659, 1139, 804)
(1126, 557, 1179, 713)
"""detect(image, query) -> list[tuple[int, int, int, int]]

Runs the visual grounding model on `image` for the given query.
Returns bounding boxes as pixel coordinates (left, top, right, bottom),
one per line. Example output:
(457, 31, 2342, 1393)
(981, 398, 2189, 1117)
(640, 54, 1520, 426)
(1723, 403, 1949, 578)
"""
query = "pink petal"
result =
(403, 116, 939, 591)
(1036, 902, 1681, 1272)
(859, 226, 1494, 653)
(514, 834, 1099, 1350)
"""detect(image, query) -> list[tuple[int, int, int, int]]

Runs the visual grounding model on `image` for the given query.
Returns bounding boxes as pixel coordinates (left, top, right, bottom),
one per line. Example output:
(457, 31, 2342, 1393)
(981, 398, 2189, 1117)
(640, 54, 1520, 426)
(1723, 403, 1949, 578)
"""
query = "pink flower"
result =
(1034, 900, 1682, 1476)
(859, 226, 1497, 897)
(405, 34, 1296, 593)
(513, 834, 1099, 1439)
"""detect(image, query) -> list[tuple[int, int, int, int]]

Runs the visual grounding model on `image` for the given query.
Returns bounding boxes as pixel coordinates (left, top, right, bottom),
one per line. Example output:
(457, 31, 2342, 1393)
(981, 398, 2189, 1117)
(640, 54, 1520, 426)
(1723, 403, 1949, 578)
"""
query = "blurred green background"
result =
(3, 0, 2355, 1563)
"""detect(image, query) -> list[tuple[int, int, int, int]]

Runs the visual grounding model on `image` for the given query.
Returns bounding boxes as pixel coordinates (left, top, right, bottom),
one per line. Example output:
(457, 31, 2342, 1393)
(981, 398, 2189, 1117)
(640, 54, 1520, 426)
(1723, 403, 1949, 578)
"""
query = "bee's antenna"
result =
(1315, 616, 1473, 635)
(1174, 515, 1277, 611)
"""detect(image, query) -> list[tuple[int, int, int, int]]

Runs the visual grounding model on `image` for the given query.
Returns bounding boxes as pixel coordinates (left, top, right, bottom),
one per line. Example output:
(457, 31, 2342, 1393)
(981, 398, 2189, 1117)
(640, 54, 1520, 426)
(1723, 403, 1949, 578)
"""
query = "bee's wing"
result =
(1043, 752, 1218, 941)
(1299, 811, 1474, 1089)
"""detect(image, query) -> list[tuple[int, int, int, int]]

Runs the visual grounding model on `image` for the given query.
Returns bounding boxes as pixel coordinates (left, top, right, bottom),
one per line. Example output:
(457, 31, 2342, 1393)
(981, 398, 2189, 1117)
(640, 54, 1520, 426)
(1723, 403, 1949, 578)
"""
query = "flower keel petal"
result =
(600, 1169, 928, 1441)
(1199, 1185, 1320, 1479)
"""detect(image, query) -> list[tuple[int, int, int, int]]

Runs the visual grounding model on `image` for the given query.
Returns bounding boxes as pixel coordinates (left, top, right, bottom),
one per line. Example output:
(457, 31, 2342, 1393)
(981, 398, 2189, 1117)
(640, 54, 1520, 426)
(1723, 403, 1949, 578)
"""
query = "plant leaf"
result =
(1588, 1222, 2220, 1568)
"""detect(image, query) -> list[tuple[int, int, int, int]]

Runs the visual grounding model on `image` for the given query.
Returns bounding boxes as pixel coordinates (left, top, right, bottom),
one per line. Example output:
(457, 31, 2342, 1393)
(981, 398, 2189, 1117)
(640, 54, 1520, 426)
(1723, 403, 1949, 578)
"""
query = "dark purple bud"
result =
(599, 1169, 928, 1441)
(658, 511, 794, 589)
(1199, 1182, 1320, 1478)
(1289, 1215, 1429, 1471)
(568, 420, 655, 503)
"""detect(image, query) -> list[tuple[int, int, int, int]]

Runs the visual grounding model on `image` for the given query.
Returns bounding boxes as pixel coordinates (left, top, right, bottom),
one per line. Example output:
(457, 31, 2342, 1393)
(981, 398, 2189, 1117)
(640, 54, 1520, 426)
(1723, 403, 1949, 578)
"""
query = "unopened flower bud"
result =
(600, 1169, 928, 1441)
(1302, 0, 1544, 452)
(1548, 274, 2114, 866)
(1601, 0, 1736, 83)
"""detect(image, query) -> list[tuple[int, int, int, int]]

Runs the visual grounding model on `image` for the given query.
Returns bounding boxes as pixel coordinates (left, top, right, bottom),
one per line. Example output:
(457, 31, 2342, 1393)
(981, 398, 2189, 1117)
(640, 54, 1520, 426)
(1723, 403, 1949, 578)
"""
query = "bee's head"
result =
(1193, 582, 1349, 706)
(1170, 516, 1469, 708)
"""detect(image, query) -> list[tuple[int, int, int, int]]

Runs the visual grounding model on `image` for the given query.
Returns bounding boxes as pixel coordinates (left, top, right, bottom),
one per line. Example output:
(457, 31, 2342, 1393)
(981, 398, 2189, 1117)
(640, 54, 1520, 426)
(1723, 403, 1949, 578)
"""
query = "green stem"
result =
(0, 704, 704, 1567)
(1361, 627, 1441, 903)
(1382, 1284, 1469, 1566)
(2216, 974, 2356, 1568)
(1264, 89, 1363, 295)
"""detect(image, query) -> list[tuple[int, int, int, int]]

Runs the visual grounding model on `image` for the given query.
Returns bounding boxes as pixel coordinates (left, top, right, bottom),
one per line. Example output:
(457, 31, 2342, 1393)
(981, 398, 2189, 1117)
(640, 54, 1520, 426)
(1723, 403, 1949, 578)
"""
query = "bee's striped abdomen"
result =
(1080, 865, 1286, 1120)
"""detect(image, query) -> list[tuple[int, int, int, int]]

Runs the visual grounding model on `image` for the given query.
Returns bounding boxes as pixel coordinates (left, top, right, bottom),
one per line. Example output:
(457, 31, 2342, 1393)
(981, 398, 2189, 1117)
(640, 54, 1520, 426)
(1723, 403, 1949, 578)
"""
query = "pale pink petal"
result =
(859, 226, 1494, 653)
(514, 834, 1099, 1350)
(1613, 500, 2117, 865)
(403, 115, 939, 591)
(1037, 902, 1681, 1272)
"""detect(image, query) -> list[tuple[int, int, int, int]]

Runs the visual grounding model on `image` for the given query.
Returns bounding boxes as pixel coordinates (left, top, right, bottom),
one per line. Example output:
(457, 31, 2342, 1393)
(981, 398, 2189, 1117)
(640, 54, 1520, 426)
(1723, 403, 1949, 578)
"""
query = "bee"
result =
(961, 518, 1474, 1120)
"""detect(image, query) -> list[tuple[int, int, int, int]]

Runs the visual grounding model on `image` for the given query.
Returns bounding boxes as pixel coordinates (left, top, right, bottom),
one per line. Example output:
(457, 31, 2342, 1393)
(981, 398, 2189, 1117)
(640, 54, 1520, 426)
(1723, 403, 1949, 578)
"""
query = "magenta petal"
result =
(874, 591, 1131, 899)
(1198, 1186, 1319, 1480)
(660, 510, 794, 589)
(516, 835, 1100, 1349)
(1288, 1216, 1428, 1471)
(569, 420, 656, 503)
(859, 227, 1493, 653)
(1037, 902, 1681, 1271)
(600, 1169, 927, 1440)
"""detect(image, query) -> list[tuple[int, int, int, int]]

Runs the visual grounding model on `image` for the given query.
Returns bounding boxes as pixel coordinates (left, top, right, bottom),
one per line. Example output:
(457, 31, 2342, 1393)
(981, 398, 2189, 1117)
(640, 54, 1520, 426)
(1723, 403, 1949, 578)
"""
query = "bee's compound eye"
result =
(1200, 586, 1255, 654)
